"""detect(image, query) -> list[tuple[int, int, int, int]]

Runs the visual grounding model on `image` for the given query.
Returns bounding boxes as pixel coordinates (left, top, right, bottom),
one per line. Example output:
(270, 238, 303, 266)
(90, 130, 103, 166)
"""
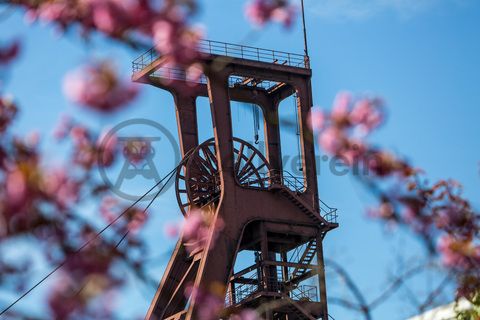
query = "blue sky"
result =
(1, 0, 480, 319)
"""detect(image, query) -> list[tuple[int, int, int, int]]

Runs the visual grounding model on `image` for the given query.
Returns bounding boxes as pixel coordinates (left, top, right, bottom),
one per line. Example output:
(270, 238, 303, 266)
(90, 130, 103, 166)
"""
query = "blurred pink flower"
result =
(438, 235, 480, 269)
(52, 114, 73, 140)
(186, 63, 204, 84)
(100, 196, 119, 223)
(319, 127, 344, 154)
(44, 168, 82, 209)
(245, 0, 296, 27)
(331, 92, 351, 123)
(230, 309, 263, 320)
(152, 18, 202, 66)
(272, 5, 296, 27)
(35, 1, 78, 27)
(309, 109, 325, 132)
(86, 0, 131, 35)
(63, 62, 139, 113)
(349, 98, 383, 134)
(367, 202, 395, 220)
(97, 129, 118, 167)
(182, 209, 224, 254)
(184, 285, 224, 320)
(126, 209, 147, 235)
(6, 168, 27, 208)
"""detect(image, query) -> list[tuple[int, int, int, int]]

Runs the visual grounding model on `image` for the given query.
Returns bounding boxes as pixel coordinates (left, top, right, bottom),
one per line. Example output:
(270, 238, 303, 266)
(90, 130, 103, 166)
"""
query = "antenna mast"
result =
(300, 0, 309, 59)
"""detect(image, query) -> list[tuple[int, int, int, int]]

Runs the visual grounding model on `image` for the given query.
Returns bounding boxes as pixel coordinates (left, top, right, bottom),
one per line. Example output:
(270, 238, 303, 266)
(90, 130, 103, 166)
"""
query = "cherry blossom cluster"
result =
(310, 92, 480, 299)
(12, 0, 202, 65)
(63, 61, 139, 113)
(168, 208, 225, 255)
(245, 0, 296, 27)
(0, 97, 151, 317)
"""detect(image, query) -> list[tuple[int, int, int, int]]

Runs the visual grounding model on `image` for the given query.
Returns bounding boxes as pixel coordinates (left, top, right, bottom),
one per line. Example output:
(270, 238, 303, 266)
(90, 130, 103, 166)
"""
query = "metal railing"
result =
(132, 39, 309, 77)
(197, 39, 307, 68)
(319, 199, 338, 224)
(226, 273, 319, 306)
(240, 169, 339, 224)
(270, 170, 338, 224)
(270, 169, 306, 193)
(291, 285, 318, 302)
(225, 271, 260, 306)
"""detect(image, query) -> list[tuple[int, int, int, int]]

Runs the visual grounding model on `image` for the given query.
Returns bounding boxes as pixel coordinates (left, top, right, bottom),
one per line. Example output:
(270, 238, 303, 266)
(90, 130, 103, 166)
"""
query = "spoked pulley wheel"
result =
(175, 137, 271, 216)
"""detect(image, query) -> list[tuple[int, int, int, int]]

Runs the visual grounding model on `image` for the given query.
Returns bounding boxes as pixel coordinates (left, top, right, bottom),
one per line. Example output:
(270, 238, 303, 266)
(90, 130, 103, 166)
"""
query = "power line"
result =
(0, 164, 181, 316)
(72, 169, 178, 300)
(115, 169, 177, 249)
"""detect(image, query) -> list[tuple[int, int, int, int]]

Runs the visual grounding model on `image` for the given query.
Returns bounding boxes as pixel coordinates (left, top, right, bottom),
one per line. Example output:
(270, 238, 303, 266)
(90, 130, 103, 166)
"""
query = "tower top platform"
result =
(131, 39, 311, 92)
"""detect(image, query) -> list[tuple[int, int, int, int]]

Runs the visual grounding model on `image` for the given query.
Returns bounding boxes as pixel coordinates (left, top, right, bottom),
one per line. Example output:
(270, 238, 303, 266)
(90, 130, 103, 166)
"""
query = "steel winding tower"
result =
(132, 40, 339, 320)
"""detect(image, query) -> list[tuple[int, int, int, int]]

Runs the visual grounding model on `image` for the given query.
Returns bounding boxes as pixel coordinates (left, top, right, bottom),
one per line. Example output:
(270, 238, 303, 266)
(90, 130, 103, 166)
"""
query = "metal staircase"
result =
(281, 296, 316, 320)
(290, 239, 317, 280)
(268, 170, 338, 225)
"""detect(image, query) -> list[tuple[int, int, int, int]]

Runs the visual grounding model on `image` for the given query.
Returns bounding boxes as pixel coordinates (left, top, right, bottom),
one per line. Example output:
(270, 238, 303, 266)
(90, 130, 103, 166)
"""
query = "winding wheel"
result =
(175, 137, 271, 216)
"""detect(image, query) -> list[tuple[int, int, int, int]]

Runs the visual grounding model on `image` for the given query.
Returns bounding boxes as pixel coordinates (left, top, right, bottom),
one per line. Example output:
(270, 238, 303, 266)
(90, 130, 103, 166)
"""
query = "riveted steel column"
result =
(316, 235, 328, 319)
(172, 92, 199, 157)
(293, 77, 320, 211)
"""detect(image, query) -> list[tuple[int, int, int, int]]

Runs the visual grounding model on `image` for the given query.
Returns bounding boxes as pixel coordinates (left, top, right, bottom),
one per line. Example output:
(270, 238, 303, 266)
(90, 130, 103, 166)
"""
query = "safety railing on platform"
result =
(225, 271, 260, 306)
(197, 39, 307, 68)
(319, 199, 338, 224)
(240, 169, 339, 224)
(291, 285, 318, 302)
(270, 169, 306, 193)
(132, 39, 309, 77)
(226, 272, 319, 306)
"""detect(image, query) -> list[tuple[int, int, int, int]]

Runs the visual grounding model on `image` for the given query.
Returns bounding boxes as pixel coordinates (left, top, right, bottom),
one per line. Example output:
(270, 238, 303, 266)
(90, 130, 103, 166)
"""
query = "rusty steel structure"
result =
(132, 39, 339, 320)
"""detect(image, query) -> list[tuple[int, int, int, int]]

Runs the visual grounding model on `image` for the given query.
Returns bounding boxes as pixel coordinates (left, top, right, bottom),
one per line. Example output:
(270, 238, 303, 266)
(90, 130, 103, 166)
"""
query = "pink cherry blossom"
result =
(367, 202, 395, 220)
(43, 168, 81, 209)
(152, 19, 203, 66)
(331, 92, 351, 122)
(126, 208, 147, 235)
(63, 62, 139, 113)
(309, 109, 325, 132)
(230, 309, 263, 320)
(272, 5, 296, 27)
(6, 167, 27, 209)
(184, 285, 224, 320)
(86, 0, 132, 35)
(319, 127, 344, 154)
(349, 98, 384, 134)
(245, 0, 296, 27)
(438, 235, 480, 269)
(97, 129, 118, 167)
(182, 209, 224, 254)
(100, 196, 119, 224)
(52, 114, 73, 140)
